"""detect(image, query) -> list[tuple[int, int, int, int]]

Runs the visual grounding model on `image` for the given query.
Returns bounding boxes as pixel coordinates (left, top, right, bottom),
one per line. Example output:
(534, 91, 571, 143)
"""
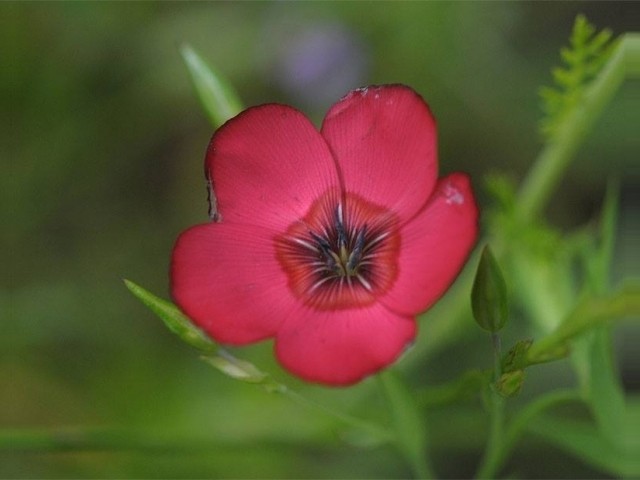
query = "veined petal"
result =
(207, 104, 340, 230)
(171, 223, 296, 344)
(379, 173, 479, 316)
(275, 303, 416, 386)
(321, 85, 438, 221)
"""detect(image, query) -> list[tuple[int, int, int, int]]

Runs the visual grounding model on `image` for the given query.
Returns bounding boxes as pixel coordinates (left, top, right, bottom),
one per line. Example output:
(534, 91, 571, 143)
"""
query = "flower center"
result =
(275, 190, 400, 310)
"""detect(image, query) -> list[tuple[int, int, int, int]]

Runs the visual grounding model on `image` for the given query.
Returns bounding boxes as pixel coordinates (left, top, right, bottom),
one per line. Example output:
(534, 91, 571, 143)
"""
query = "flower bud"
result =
(472, 245, 509, 332)
(495, 370, 525, 397)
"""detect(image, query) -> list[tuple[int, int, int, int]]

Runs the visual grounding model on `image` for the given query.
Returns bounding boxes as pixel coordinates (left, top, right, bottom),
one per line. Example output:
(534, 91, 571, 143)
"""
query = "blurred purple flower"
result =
(263, 21, 370, 109)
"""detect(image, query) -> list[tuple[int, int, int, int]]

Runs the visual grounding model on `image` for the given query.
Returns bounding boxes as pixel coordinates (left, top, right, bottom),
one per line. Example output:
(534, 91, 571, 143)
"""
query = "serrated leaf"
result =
(180, 44, 243, 128)
(539, 15, 615, 139)
(124, 279, 217, 352)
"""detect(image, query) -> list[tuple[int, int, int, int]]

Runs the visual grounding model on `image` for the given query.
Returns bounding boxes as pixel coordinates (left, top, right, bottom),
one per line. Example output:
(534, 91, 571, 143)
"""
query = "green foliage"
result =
(124, 279, 217, 352)
(8, 5, 639, 479)
(180, 44, 243, 128)
(539, 15, 615, 138)
(527, 283, 640, 363)
(124, 280, 284, 389)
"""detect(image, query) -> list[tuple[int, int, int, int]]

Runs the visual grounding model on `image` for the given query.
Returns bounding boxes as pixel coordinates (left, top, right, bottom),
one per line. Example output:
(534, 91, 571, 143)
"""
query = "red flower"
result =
(171, 85, 479, 386)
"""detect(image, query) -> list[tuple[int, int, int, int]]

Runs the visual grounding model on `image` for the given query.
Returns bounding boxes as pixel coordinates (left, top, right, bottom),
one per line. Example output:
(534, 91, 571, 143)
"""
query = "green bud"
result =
(471, 245, 509, 332)
(495, 370, 525, 397)
(502, 339, 533, 372)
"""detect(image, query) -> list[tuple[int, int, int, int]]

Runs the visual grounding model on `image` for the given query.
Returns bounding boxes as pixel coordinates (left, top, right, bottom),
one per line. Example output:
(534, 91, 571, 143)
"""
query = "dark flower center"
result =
(275, 190, 400, 310)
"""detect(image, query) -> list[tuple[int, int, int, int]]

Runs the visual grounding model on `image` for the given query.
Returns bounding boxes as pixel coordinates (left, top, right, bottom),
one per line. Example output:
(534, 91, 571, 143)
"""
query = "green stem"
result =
(476, 333, 506, 479)
(279, 387, 392, 444)
(379, 371, 435, 479)
(515, 33, 640, 223)
(475, 390, 582, 478)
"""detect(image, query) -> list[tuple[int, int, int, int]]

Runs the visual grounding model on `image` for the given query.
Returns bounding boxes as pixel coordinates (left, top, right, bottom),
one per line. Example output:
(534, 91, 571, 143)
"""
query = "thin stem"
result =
(379, 371, 435, 479)
(477, 390, 582, 478)
(476, 333, 506, 479)
(279, 386, 392, 444)
(515, 34, 640, 223)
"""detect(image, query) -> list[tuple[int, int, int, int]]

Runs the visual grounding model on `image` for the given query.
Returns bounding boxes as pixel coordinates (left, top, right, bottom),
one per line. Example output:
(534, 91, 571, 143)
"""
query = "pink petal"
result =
(207, 104, 340, 230)
(379, 173, 479, 316)
(171, 223, 297, 344)
(321, 85, 438, 222)
(275, 304, 416, 386)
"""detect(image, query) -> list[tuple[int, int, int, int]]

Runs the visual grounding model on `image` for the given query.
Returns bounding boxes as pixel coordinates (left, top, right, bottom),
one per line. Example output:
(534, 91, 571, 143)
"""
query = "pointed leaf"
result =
(528, 283, 640, 363)
(586, 329, 627, 445)
(124, 279, 216, 352)
(180, 44, 243, 128)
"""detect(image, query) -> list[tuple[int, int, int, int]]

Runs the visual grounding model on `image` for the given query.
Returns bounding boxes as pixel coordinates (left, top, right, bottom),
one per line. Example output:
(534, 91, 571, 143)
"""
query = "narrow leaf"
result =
(180, 44, 243, 128)
(528, 283, 640, 362)
(586, 329, 627, 445)
(124, 279, 216, 352)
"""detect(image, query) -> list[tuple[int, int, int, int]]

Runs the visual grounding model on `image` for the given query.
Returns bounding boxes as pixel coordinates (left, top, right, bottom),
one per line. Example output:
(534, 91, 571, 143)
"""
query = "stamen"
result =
(291, 237, 319, 253)
(309, 276, 334, 292)
(356, 274, 373, 292)
(335, 204, 347, 250)
(366, 231, 390, 249)
(347, 228, 366, 272)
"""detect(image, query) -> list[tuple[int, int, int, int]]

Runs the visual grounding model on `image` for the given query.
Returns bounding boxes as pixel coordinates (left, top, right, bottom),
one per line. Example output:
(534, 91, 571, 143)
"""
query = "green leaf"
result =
(471, 245, 509, 333)
(585, 329, 627, 445)
(595, 179, 619, 293)
(180, 44, 243, 128)
(124, 279, 216, 352)
(527, 283, 640, 363)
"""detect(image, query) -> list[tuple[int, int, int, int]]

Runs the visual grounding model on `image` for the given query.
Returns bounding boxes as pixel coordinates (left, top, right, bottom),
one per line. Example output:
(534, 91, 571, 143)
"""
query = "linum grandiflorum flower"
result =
(171, 84, 479, 386)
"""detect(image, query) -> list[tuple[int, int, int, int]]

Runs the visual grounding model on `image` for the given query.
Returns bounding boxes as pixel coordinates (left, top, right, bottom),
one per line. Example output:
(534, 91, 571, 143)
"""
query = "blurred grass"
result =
(4, 2, 638, 478)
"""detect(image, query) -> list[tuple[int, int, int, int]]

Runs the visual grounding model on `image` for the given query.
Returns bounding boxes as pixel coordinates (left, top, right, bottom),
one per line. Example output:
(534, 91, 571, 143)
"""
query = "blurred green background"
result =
(4, 2, 638, 478)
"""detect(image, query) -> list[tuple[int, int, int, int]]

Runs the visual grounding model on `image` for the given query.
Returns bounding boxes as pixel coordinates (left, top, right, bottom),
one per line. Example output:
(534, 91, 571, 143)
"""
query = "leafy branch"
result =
(516, 22, 640, 222)
(539, 14, 615, 139)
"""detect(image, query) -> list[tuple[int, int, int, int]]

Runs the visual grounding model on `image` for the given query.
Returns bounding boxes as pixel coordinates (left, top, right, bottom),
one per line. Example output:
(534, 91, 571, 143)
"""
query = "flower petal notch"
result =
(171, 84, 479, 386)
